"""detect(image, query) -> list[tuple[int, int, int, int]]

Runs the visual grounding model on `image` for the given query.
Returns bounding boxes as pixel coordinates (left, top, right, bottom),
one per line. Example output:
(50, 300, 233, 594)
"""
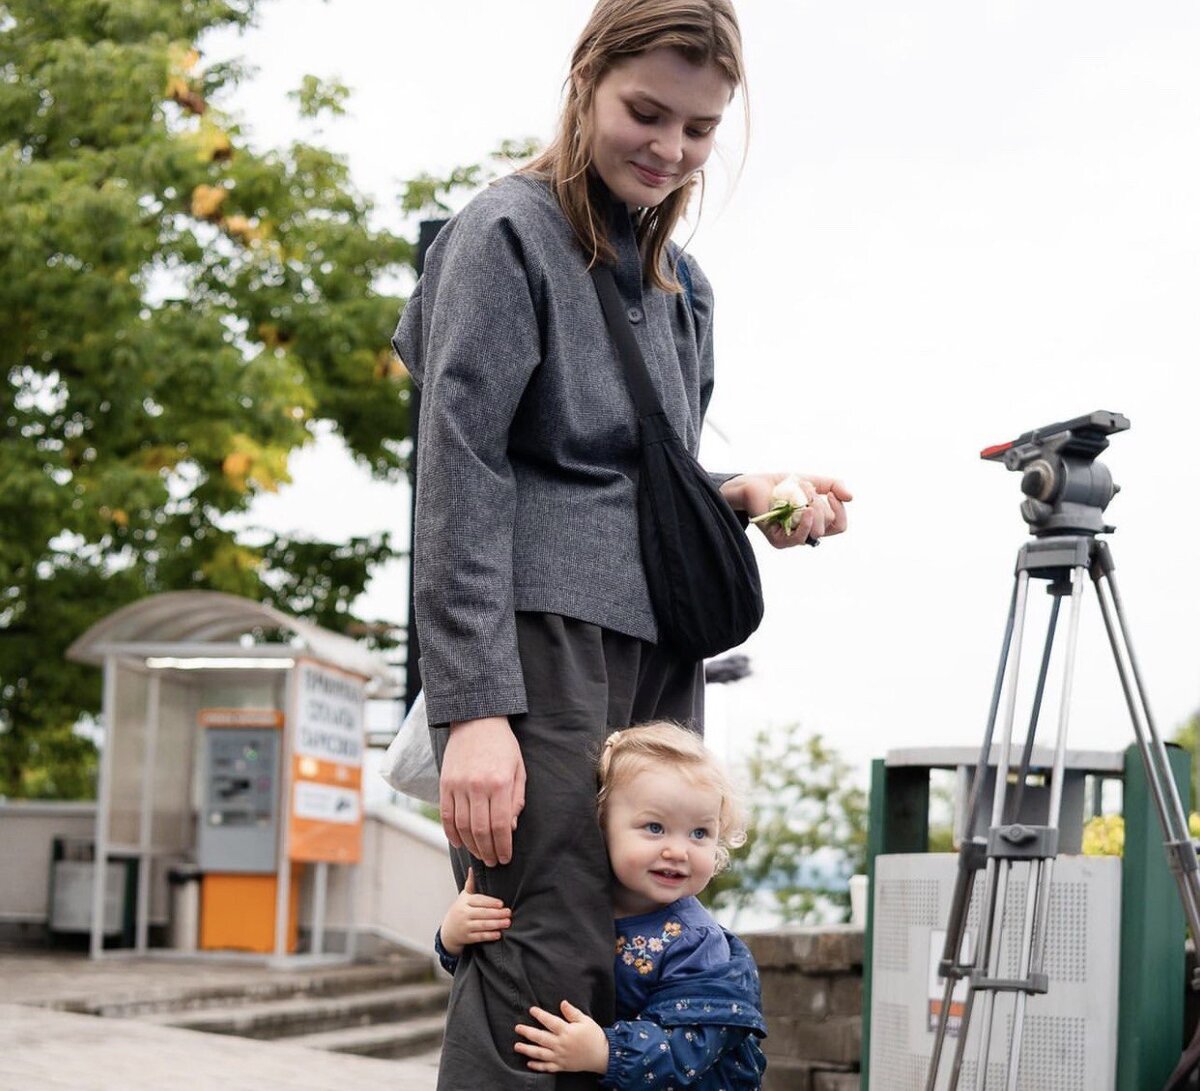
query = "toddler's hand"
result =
(514, 1000, 609, 1075)
(438, 867, 511, 956)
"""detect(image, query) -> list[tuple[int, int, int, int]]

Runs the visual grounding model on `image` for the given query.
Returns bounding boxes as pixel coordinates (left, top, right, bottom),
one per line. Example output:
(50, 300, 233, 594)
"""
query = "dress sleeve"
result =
(601, 1020, 749, 1088)
(660, 920, 731, 979)
(404, 208, 542, 725)
(433, 928, 460, 976)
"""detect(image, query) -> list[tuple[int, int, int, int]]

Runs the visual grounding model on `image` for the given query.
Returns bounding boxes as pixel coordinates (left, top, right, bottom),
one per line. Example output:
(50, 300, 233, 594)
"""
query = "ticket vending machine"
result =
(196, 710, 298, 953)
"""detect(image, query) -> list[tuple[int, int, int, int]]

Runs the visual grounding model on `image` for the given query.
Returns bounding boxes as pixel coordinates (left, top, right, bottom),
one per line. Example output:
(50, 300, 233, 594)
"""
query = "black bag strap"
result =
(589, 264, 664, 420)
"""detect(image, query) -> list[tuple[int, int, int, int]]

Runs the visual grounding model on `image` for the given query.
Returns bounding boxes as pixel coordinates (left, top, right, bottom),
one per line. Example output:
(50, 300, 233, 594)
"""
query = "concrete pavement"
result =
(0, 948, 440, 1090)
(0, 1003, 440, 1090)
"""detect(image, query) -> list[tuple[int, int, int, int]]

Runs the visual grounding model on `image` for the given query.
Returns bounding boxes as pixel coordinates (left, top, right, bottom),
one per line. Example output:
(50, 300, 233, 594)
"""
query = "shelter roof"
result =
(65, 591, 397, 692)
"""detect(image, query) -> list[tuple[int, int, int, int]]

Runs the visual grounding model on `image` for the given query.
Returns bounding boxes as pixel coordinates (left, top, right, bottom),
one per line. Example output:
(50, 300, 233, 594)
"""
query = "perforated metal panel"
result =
(875, 878, 940, 973)
(868, 854, 1120, 1091)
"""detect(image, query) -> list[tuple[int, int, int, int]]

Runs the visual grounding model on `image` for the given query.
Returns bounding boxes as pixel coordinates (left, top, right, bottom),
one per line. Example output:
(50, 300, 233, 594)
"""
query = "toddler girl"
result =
(437, 722, 768, 1089)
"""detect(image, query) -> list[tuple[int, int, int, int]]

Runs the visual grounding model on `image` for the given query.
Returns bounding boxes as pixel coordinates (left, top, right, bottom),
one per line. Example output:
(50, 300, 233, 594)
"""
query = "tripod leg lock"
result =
(938, 958, 968, 980)
(959, 837, 988, 872)
(987, 823, 1059, 860)
(969, 971, 1050, 996)
(1165, 838, 1200, 878)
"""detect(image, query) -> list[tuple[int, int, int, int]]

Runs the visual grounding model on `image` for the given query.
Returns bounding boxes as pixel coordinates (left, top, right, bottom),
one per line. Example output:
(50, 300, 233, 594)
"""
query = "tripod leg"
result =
(1029, 569, 1086, 978)
(1008, 595, 1062, 824)
(1007, 855, 1047, 1091)
(946, 573, 1034, 1091)
(987, 571, 1033, 838)
(1092, 550, 1200, 942)
(964, 580, 1023, 841)
(1002, 566, 1084, 1090)
(971, 859, 1013, 1090)
(927, 579, 1024, 1091)
(960, 566, 1080, 1091)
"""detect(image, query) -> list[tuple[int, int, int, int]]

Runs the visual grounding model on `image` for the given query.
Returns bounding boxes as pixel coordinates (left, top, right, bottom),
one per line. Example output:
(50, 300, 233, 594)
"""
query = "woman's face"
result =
(584, 47, 733, 210)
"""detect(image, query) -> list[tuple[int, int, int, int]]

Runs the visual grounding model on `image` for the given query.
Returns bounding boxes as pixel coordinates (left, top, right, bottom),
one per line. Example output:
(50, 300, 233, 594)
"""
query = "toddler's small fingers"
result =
(529, 1005, 566, 1030)
(467, 895, 507, 908)
(515, 1022, 555, 1045)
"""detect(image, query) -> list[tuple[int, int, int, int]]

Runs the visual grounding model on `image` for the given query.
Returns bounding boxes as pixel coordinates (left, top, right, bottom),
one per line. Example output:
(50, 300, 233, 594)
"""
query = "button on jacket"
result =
(392, 174, 728, 726)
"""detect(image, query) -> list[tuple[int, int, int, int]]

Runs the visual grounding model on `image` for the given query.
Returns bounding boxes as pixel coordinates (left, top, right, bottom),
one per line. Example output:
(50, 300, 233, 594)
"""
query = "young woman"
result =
(392, 2, 851, 1086)
(437, 722, 768, 1089)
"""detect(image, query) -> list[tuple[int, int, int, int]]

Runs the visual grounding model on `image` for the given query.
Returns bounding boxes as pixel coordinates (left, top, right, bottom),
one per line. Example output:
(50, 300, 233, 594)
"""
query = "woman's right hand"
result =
(441, 716, 527, 867)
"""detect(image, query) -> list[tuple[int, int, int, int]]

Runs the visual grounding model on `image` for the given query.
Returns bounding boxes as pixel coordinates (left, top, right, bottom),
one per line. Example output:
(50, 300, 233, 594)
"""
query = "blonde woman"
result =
(393, 2, 850, 1085)
(438, 724, 767, 1089)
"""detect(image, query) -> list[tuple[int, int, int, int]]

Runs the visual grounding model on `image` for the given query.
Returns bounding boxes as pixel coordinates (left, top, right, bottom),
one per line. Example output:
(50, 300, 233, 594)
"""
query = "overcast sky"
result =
(209, 1, 1200, 780)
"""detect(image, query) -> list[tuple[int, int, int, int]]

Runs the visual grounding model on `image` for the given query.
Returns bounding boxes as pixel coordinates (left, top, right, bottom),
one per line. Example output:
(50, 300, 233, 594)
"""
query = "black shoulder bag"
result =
(590, 263, 764, 661)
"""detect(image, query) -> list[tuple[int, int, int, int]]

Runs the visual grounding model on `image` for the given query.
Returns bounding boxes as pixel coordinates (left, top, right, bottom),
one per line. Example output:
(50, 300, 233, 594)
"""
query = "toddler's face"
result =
(603, 765, 721, 917)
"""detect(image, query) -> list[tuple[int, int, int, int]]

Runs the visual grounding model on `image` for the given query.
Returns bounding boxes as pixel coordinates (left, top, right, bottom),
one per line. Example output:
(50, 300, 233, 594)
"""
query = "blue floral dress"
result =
(603, 896, 767, 1089)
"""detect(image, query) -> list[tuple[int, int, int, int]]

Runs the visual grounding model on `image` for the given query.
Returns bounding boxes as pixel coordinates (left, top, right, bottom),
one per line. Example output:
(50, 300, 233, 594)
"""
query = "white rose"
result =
(770, 476, 809, 511)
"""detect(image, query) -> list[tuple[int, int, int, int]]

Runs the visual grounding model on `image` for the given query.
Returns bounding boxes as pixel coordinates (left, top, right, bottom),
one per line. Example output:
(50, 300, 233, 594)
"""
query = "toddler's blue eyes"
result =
(645, 822, 664, 834)
(691, 828, 711, 840)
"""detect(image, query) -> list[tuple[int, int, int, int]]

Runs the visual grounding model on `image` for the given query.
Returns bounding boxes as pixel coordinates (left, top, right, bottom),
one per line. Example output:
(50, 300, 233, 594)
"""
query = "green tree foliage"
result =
(702, 723, 868, 926)
(0, 0, 417, 797)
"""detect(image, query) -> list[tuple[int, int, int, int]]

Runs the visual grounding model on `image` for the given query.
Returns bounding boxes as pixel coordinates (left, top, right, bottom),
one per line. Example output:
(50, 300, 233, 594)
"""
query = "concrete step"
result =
(141, 981, 451, 1040)
(86, 959, 435, 1018)
(290, 1013, 447, 1060)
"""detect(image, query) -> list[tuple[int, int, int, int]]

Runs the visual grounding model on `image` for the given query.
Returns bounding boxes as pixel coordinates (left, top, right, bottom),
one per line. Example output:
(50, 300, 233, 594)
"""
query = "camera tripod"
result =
(923, 412, 1200, 1091)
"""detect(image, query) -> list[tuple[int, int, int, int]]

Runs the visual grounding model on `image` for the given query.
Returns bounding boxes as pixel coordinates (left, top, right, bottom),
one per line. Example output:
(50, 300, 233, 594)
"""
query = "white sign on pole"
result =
(293, 660, 365, 768)
(293, 781, 361, 824)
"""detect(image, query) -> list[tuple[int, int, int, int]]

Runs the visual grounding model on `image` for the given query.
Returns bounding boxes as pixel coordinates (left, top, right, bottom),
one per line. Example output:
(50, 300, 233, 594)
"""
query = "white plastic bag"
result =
(380, 691, 441, 805)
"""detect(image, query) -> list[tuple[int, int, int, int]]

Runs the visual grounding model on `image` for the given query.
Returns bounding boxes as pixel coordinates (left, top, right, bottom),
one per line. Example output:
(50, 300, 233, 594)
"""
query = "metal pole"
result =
(275, 669, 298, 959)
(135, 672, 161, 953)
(90, 656, 118, 960)
(346, 861, 359, 961)
(312, 861, 327, 956)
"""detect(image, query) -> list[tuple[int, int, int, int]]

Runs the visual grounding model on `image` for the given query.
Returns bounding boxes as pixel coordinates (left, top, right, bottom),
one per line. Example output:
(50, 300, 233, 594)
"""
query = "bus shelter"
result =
(66, 591, 400, 964)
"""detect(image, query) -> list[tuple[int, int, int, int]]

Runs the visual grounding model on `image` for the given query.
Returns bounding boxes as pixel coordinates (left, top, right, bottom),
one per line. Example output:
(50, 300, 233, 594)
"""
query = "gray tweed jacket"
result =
(392, 174, 728, 725)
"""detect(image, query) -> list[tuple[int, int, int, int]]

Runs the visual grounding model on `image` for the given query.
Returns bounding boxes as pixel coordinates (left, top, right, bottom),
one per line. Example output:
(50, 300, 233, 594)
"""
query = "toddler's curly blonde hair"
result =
(597, 721, 747, 873)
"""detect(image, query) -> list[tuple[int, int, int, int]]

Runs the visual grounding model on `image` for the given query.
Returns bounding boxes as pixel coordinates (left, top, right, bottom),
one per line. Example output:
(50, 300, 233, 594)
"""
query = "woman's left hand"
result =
(721, 473, 853, 549)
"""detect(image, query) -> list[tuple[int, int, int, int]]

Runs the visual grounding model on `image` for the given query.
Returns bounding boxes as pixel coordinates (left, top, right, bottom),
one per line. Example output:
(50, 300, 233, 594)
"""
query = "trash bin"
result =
(48, 837, 135, 944)
(167, 863, 201, 952)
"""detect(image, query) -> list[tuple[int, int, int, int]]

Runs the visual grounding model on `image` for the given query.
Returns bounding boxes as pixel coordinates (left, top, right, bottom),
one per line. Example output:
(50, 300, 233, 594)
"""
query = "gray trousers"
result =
(431, 613, 704, 1090)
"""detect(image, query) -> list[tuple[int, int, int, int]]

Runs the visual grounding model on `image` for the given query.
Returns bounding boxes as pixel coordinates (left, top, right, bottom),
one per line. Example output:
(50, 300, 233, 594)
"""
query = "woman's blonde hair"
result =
(597, 721, 747, 873)
(520, 0, 747, 293)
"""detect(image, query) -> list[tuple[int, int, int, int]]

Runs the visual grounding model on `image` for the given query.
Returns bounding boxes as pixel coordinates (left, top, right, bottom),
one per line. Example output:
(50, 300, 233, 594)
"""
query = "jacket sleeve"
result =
(600, 1020, 749, 1088)
(680, 252, 741, 498)
(401, 206, 542, 726)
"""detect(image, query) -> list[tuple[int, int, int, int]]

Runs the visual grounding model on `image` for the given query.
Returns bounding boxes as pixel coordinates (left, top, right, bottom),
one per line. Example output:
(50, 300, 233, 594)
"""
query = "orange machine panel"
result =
(199, 870, 299, 954)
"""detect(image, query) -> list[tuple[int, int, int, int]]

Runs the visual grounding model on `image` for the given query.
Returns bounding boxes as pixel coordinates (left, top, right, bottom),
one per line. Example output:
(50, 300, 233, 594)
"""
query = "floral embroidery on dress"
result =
(615, 918, 684, 976)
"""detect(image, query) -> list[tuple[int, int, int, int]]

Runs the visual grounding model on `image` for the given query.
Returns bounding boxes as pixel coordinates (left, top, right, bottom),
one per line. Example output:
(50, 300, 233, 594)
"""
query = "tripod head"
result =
(981, 410, 1129, 537)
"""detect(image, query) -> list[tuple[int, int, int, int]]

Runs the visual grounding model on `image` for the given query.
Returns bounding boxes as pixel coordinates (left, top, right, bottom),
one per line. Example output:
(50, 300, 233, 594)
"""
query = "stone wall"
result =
(743, 925, 864, 1091)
